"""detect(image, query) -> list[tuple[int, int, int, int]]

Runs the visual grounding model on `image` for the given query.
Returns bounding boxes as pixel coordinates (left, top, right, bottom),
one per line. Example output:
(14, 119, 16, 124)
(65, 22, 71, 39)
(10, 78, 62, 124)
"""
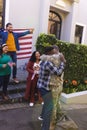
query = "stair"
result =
(0, 82, 26, 104)
(0, 69, 42, 105)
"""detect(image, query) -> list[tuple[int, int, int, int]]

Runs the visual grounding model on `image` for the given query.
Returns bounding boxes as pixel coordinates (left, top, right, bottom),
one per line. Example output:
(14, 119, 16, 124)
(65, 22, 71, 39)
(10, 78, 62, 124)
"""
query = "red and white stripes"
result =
(14, 29, 33, 60)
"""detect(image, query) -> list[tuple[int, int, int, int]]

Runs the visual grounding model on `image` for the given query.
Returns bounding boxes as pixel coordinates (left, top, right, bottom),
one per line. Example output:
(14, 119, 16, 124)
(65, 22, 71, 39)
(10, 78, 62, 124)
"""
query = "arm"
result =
(46, 61, 65, 76)
(26, 61, 34, 74)
(41, 54, 60, 66)
(16, 29, 34, 38)
(0, 28, 4, 37)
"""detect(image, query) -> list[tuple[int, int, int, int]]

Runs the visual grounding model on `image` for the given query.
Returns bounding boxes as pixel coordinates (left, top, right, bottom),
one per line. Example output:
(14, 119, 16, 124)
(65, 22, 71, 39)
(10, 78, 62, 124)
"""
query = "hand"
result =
(29, 29, 34, 34)
(8, 62, 16, 67)
(3, 64, 7, 68)
(12, 62, 16, 66)
(60, 53, 66, 63)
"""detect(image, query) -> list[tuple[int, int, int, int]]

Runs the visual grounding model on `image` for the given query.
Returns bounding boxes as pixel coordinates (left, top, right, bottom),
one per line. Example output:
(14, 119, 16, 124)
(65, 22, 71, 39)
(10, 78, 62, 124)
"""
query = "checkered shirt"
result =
(37, 61, 64, 91)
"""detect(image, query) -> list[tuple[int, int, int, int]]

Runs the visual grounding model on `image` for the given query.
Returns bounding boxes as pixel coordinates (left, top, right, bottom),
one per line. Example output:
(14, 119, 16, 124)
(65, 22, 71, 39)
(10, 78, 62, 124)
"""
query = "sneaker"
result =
(29, 102, 34, 107)
(2, 94, 9, 101)
(41, 102, 44, 105)
(13, 78, 19, 83)
(38, 116, 43, 121)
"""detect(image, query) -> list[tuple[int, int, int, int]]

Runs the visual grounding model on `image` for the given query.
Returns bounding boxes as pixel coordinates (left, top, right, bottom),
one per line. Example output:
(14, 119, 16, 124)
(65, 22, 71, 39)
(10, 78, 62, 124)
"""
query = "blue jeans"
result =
(39, 88, 53, 130)
(8, 51, 17, 78)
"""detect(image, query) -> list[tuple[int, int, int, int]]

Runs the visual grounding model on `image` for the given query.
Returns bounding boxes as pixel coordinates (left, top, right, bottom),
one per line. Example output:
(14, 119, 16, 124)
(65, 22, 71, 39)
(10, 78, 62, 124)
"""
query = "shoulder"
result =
(28, 61, 34, 65)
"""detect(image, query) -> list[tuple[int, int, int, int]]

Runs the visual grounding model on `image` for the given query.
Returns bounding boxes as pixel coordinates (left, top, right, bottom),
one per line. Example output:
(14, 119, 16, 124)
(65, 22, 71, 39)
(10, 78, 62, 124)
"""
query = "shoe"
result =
(13, 78, 19, 83)
(41, 102, 44, 105)
(2, 94, 9, 101)
(29, 102, 34, 107)
(38, 116, 43, 121)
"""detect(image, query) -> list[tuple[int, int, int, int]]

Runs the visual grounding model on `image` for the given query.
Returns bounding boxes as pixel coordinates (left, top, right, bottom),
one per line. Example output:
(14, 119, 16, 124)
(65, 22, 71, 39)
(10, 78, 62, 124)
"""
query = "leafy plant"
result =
(36, 33, 87, 93)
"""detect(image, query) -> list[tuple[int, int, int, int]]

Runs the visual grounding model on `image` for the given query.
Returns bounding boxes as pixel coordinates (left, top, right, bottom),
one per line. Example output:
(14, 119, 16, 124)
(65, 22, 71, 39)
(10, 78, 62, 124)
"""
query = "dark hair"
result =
(29, 51, 39, 62)
(44, 46, 54, 54)
(0, 44, 2, 55)
(6, 23, 12, 28)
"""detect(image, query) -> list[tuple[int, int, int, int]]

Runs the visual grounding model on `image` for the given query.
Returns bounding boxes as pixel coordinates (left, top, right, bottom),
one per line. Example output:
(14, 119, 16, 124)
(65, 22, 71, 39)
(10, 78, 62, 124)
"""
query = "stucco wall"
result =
(5, 0, 41, 51)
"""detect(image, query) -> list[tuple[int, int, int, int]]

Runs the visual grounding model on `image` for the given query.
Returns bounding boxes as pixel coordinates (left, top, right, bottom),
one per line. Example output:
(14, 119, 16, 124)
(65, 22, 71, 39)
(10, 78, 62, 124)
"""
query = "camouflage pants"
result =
(49, 74, 64, 130)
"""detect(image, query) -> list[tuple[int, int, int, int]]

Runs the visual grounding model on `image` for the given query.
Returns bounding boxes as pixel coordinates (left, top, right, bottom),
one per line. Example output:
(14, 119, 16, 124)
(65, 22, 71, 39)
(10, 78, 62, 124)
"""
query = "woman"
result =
(24, 51, 43, 107)
(0, 44, 15, 100)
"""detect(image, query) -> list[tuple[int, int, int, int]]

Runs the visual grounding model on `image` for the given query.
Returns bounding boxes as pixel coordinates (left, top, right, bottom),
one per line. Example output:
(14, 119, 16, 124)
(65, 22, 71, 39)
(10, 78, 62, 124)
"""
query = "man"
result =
(0, 23, 34, 83)
(37, 46, 65, 130)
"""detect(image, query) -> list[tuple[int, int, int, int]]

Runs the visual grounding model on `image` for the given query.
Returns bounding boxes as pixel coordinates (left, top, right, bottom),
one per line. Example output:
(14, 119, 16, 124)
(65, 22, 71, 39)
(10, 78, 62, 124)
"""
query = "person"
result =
(0, 23, 34, 83)
(37, 46, 65, 130)
(24, 51, 43, 107)
(0, 44, 15, 100)
(40, 45, 66, 130)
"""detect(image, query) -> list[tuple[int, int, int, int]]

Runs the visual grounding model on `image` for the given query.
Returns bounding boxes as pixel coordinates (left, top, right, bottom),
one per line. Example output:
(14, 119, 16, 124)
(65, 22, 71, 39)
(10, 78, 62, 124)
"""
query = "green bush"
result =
(36, 33, 87, 93)
(57, 41, 87, 81)
(36, 33, 57, 54)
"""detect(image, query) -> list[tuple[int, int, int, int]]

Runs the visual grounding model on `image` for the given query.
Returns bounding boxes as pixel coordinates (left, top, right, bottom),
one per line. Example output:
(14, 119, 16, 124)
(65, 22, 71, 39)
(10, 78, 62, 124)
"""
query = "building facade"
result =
(0, 0, 87, 66)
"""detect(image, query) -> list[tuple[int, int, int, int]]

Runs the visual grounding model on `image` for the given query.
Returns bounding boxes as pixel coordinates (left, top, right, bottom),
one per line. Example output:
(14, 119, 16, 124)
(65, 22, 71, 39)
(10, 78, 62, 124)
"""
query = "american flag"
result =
(14, 29, 33, 60)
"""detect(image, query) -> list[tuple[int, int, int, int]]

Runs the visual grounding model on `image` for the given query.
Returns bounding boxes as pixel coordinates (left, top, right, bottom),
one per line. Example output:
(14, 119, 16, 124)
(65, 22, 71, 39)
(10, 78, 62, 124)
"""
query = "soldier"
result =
(37, 46, 65, 130)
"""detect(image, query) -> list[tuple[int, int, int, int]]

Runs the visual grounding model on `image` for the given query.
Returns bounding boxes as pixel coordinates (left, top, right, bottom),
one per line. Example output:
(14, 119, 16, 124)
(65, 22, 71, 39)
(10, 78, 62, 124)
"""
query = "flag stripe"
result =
(17, 51, 31, 55)
(19, 36, 32, 40)
(17, 56, 31, 59)
(19, 42, 32, 45)
(20, 47, 32, 50)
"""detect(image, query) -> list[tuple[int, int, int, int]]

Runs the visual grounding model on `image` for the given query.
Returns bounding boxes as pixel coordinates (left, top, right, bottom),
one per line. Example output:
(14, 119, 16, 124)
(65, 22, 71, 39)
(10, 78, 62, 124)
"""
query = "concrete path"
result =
(2, 69, 86, 130)
(0, 103, 87, 130)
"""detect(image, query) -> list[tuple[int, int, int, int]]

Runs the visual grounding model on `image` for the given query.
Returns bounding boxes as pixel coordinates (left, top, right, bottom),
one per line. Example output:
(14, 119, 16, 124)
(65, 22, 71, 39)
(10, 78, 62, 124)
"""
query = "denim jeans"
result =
(8, 51, 17, 78)
(39, 88, 53, 130)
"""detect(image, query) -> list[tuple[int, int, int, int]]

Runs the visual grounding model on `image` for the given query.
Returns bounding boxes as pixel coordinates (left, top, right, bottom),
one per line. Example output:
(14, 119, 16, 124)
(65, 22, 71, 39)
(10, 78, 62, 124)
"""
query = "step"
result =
(0, 92, 25, 104)
(0, 83, 26, 95)
(0, 82, 26, 104)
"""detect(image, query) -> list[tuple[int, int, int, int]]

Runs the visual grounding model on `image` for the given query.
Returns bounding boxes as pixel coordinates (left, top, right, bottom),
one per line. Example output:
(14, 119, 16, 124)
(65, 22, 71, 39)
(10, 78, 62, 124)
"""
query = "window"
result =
(74, 25, 83, 44)
(48, 11, 62, 40)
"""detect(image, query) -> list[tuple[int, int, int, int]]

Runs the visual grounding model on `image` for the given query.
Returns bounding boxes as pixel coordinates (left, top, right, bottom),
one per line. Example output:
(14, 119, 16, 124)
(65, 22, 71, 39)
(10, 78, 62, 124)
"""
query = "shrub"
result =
(36, 33, 87, 93)
(36, 33, 57, 54)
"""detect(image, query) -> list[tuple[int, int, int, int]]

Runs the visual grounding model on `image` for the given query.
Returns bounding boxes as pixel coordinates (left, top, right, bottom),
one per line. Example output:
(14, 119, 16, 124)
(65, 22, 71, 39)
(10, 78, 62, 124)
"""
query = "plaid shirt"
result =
(37, 61, 64, 91)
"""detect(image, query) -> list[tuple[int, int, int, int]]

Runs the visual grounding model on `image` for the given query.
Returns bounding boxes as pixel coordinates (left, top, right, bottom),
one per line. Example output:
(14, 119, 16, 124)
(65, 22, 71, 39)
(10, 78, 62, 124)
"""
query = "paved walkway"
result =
(1, 68, 85, 130)
(0, 102, 87, 130)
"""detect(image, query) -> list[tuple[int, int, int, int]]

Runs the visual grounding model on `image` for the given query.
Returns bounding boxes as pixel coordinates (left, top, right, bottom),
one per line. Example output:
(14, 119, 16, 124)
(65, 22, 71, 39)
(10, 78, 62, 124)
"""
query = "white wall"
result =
(74, 0, 87, 44)
(60, 0, 87, 44)
(39, 0, 50, 33)
(61, 2, 79, 43)
(5, 0, 41, 67)
(5, 0, 51, 67)
(5, 0, 41, 51)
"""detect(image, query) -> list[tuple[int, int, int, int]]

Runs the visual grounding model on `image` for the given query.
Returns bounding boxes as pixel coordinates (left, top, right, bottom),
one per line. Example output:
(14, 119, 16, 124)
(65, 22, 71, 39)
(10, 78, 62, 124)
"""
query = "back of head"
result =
(44, 46, 54, 55)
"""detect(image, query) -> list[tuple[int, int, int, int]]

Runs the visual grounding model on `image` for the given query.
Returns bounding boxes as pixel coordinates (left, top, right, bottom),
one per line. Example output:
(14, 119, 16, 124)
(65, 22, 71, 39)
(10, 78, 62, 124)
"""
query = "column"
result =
(39, 0, 50, 34)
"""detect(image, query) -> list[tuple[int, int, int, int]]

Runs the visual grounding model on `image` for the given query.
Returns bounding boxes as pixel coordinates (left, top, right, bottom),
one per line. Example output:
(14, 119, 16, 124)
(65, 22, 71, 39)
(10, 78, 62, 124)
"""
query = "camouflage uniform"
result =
(49, 73, 64, 130)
